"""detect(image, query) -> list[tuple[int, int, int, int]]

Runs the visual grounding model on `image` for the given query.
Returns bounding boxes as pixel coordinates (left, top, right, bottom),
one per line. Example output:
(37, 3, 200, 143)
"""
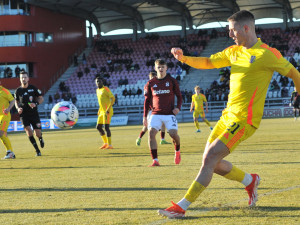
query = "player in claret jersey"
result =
(143, 59, 182, 167)
(158, 10, 300, 218)
(136, 71, 171, 146)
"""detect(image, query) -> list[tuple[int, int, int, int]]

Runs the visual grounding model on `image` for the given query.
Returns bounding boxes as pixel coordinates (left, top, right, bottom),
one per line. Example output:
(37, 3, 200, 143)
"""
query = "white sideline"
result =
(148, 184, 300, 225)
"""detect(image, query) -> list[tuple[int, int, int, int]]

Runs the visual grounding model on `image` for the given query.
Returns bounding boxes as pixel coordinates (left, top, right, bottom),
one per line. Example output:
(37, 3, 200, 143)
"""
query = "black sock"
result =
(29, 136, 40, 152)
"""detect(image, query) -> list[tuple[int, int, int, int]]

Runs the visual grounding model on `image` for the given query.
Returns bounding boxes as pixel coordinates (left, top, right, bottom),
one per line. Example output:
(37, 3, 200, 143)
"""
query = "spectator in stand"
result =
(137, 87, 142, 95)
(71, 94, 77, 104)
(48, 95, 53, 104)
(15, 65, 21, 77)
(5, 67, 12, 78)
(59, 81, 67, 92)
(82, 53, 86, 64)
(84, 66, 90, 75)
(77, 71, 83, 79)
(54, 91, 60, 103)
(270, 79, 280, 90)
(118, 77, 124, 86)
(91, 62, 97, 70)
(123, 76, 128, 85)
(123, 88, 128, 96)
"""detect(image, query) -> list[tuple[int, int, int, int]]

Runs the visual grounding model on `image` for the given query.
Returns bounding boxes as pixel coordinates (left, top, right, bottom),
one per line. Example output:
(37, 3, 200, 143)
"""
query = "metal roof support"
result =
(209, 0, 240, 13)
(153, 0, 194, 29)
(273, 0, 293, 22)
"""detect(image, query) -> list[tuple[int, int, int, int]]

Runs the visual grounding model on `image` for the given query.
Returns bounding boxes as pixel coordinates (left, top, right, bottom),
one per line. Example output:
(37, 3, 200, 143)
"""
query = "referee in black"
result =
(15, 71, 44, 156)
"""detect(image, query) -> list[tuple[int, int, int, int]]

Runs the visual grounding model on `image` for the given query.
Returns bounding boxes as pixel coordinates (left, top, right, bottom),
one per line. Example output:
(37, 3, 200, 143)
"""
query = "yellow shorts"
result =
(0, 115, 11, 132)
(97, 111, 113, 124)
(193, 110, 205, 118)
(208, 113, 256, 152)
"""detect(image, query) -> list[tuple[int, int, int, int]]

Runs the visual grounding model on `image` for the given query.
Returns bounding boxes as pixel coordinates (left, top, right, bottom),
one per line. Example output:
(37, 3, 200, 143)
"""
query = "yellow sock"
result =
(204, 119, 211, 127)
(101, 134, 108, 144)
(194, 121, 200, 130)
(184, 181, 206, 203)
(108, 136, 112, 145)
(223, 165, 245, 182)
(0, 135, 13, 151)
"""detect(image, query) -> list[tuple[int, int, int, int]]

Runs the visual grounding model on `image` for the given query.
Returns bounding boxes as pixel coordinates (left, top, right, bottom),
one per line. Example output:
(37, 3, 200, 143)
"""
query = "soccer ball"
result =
(51, 101, 79, 129)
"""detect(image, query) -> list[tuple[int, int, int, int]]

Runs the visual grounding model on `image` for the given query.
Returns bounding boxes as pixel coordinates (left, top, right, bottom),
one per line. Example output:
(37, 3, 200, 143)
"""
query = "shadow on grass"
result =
(1, 206, 299, 215)
(184, 206, 300, 219)
(0, 187, 186, 192)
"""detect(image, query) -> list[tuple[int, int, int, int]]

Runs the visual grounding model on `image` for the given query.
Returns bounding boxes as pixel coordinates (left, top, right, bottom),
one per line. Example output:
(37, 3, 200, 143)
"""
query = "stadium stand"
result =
(41, 25, 300, 111)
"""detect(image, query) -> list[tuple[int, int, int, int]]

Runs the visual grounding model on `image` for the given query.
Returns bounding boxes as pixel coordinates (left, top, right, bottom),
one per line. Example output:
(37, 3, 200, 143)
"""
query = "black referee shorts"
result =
(20, 115, 42, 129)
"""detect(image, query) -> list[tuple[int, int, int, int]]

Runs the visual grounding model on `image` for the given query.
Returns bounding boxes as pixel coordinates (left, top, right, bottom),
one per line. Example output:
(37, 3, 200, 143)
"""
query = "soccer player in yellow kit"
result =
(190, 86, 213, 132)
(95, 77, 115, 149)
(158, 10, 300, 218)
(0, 81, 16, 159)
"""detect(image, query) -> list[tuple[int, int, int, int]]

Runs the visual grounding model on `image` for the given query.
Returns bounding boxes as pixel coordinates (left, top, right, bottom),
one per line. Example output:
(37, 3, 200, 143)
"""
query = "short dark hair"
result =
(155, 59, 166, 65)
(95, 76, 102, 81)
(20, 71, 28, 76)
(227, 10, 255, 23)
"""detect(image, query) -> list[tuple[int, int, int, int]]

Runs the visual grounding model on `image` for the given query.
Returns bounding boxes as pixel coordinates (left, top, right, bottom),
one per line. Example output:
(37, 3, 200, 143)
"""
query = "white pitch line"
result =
(147, 184, 300, 225)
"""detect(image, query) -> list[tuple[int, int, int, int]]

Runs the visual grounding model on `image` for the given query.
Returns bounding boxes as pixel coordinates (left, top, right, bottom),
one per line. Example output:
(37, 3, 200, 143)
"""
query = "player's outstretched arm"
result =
(171, 47, 215, 70)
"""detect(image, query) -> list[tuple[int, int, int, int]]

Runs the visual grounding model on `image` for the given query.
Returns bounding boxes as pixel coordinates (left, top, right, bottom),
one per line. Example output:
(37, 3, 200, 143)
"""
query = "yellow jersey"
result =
(0, 86, 14, 116)
(192, 94, 206, 111)
(210, 39, 293, 128)
(96, 86, 115, 113)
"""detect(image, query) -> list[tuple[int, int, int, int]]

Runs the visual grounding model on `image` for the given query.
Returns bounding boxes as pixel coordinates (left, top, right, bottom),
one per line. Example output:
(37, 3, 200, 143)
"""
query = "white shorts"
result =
(147, 110, 152, 121)
(148, 114, 178, 132)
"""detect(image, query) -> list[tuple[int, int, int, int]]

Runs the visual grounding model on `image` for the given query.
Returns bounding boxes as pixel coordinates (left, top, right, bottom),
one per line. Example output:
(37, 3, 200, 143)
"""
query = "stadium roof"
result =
(25, 0, 300, 34)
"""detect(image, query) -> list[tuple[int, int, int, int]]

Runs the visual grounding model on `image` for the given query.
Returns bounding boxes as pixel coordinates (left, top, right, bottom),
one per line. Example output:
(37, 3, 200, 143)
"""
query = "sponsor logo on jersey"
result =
(153, 89, 170, 95)
(28, 89, 34, 92)
(249, 56, 256, 63)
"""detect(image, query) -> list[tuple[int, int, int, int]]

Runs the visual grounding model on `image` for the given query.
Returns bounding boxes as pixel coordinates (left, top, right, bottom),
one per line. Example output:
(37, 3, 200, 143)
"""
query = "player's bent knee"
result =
(168, 129, 178, 138)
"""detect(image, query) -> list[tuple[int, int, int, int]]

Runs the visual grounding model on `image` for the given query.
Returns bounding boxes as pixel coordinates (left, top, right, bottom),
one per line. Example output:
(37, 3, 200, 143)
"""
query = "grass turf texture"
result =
(0, 118, 299, 224)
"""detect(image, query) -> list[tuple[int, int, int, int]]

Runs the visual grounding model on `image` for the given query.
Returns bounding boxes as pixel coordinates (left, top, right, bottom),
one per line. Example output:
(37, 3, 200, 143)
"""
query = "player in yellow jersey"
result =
(95, 77, 115, 149)
(190, 86, 213, 132)
(158, 10, 300, 218)
(0, 81, 16, 159)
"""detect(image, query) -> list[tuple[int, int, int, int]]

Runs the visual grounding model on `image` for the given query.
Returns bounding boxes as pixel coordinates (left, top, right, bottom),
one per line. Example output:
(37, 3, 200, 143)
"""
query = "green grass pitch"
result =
(0, 118, 299, 224)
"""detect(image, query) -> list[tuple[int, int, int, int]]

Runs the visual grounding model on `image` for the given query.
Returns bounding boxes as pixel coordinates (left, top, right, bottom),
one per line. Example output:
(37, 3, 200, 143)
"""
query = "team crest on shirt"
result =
(249, 56, 256, 63)
(166, 82, 169, 87)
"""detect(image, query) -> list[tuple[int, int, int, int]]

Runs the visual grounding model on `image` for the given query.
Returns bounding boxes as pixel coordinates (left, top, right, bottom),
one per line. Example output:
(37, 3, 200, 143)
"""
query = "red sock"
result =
(150, 149, 158, 159)
(139, 131, 146, 138)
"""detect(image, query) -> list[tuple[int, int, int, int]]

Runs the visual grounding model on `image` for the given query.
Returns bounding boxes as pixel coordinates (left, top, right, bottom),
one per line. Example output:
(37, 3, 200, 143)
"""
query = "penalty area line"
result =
(148, 184, 300, 225)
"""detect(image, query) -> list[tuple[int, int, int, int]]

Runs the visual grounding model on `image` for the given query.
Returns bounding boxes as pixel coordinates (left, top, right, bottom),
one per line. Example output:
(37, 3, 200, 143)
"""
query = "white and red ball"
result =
(51, 101, 79, 129)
